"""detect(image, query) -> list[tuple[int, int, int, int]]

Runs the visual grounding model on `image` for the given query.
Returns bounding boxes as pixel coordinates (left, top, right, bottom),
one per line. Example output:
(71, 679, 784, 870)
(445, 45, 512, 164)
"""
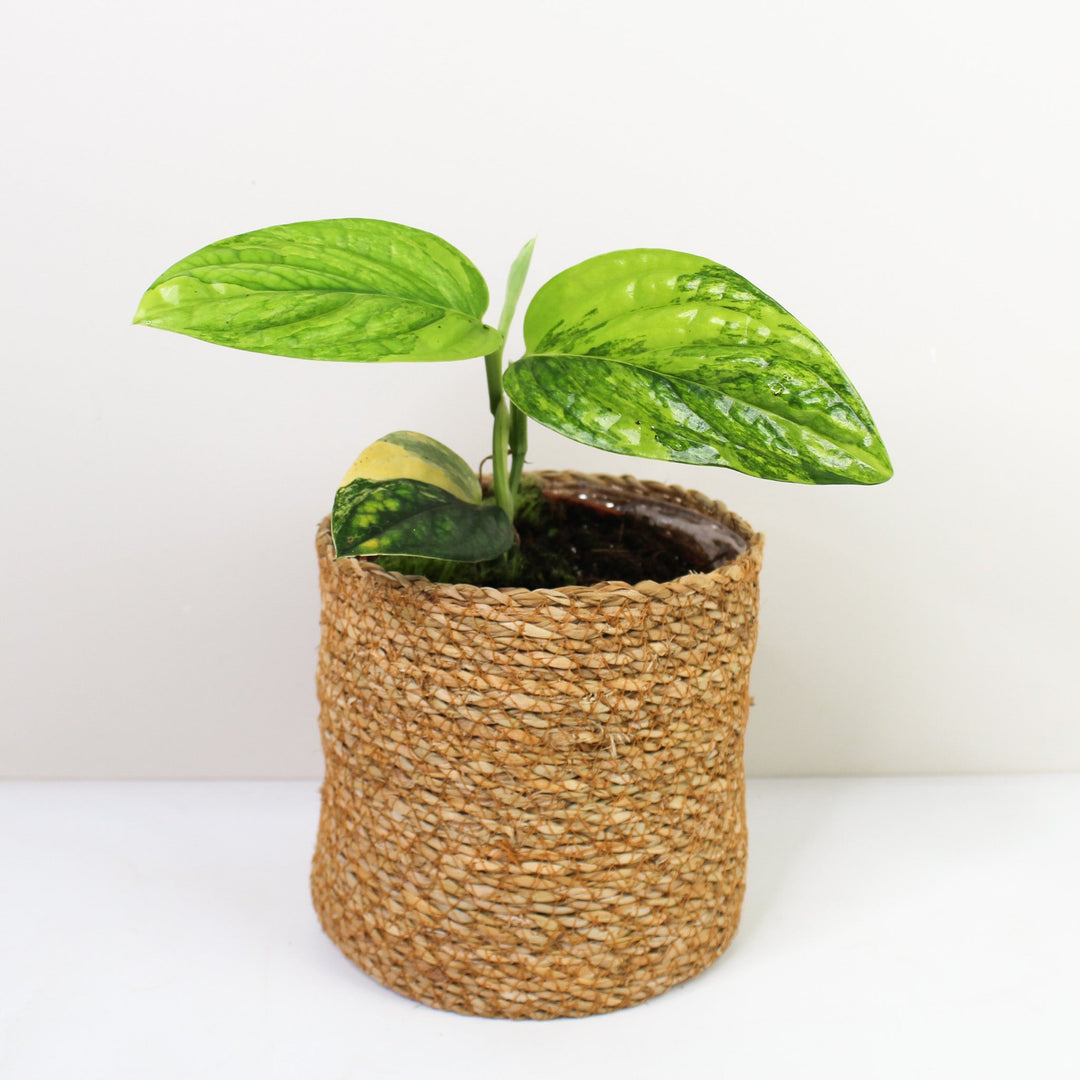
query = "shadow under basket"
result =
(311, 471, 764, 1019)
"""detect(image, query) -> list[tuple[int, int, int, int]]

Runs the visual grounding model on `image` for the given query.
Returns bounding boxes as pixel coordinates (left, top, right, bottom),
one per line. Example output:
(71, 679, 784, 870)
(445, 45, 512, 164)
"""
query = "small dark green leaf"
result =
(331, 477, 513, 562)
(134, 218, 502, 363)
(507, 249, 892, 485)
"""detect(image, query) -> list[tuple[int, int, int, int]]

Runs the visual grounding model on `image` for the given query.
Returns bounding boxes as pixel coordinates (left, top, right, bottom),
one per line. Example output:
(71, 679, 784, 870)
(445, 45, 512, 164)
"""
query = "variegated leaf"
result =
(134, 218, 502, 363)
(505, 249, 892, 485)
(331, 432, 513, 562)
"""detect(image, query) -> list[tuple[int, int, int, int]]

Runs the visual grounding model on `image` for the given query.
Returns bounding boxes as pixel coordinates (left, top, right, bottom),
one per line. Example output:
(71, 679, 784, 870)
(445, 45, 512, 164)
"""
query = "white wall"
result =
(2, 0, 1077, 778)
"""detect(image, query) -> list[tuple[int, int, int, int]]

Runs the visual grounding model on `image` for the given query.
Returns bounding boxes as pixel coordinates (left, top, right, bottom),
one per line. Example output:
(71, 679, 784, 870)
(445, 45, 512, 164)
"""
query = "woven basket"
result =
(311, 471, 764, 1019)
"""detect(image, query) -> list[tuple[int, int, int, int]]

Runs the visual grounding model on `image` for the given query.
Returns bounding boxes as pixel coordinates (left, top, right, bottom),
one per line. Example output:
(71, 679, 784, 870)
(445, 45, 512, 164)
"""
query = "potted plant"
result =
(134, 218, 891, 1019)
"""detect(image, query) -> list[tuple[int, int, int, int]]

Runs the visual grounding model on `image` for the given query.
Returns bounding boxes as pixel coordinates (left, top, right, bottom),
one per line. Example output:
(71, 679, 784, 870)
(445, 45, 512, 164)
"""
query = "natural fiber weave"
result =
(311, 471, 764, 1019)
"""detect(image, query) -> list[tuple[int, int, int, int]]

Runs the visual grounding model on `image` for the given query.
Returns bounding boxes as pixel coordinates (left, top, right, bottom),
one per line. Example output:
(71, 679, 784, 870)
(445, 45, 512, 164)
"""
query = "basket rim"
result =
(318, 469, 764, 606)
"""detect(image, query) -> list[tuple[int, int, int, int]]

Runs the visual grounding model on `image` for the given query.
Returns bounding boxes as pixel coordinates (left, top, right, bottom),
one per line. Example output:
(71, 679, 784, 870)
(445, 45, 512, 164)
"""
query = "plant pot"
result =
(311, 470, 764, 1019)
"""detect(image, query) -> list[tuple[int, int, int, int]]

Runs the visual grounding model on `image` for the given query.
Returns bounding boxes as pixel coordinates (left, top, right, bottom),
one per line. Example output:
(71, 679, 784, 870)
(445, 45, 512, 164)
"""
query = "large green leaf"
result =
(133, 218, 502, 362)
(505, 249, 892, 485)
(331, 431, 513, 562)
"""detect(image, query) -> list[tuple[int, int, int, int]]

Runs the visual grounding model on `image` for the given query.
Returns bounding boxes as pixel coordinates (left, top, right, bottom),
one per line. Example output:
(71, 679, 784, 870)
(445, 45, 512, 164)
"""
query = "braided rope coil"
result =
(311, 471, 764, 1018)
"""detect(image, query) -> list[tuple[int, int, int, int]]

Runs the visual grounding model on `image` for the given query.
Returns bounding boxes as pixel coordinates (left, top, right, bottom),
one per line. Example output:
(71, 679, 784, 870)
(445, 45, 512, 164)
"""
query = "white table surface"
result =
(2, 777, 1077, 1079)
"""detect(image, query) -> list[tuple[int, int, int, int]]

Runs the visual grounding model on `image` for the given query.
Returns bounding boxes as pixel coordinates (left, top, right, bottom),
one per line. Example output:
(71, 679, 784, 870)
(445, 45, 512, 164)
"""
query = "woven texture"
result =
(311, 471, 764, 1019)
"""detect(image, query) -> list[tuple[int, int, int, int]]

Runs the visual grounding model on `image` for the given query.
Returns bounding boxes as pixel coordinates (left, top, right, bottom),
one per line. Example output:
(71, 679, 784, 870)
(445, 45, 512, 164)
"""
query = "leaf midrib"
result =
(152, 269, 487, 325)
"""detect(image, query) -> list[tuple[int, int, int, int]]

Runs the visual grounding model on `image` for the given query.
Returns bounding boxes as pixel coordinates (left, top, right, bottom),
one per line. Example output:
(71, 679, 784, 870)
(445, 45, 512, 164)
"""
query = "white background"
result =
(5, 778, 1077, 1078)
(2, 0, 1077, 778)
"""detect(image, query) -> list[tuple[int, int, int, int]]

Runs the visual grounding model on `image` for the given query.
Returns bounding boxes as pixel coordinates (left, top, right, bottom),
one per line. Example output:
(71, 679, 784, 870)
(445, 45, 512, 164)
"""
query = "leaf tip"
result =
(872, 458, 894, 485)
(859, 441, 894, 485)
(132, 287, 164, 328)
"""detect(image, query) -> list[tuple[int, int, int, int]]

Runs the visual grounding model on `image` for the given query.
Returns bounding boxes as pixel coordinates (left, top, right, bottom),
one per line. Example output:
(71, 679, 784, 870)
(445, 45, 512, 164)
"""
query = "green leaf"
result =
(506, 249, 892, 485)
(133, 218, 502, 363)
(331, 431, 513, 562)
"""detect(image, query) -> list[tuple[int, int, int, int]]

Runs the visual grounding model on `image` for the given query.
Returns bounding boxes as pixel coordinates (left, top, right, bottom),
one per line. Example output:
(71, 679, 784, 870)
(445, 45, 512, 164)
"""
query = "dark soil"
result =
(373, 478, 748, 589)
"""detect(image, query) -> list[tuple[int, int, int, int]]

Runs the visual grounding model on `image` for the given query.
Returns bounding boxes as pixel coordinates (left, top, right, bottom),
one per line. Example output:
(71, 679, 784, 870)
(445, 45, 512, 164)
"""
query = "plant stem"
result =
(508, 402, 527, 497)
(490, 396, 512, 518)
(485, 237, 537, 523)
(484, 349, 513, 517)
(484, 350, 505, 416)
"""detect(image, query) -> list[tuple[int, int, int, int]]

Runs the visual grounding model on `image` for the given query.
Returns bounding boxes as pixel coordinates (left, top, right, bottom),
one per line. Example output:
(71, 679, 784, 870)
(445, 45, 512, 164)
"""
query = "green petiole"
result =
(483, 237, 536, 519)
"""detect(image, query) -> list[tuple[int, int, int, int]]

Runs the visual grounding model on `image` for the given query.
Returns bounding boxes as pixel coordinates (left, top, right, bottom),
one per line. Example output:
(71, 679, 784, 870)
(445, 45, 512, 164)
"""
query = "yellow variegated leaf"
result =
(506, 249, 892, 485)
(332, 432, 513, 563)
(339, 431, 482, 504)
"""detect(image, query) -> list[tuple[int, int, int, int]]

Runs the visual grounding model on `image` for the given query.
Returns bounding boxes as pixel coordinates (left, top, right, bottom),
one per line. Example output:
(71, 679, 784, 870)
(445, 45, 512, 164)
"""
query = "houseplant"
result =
(134, 218, 891, 1018)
